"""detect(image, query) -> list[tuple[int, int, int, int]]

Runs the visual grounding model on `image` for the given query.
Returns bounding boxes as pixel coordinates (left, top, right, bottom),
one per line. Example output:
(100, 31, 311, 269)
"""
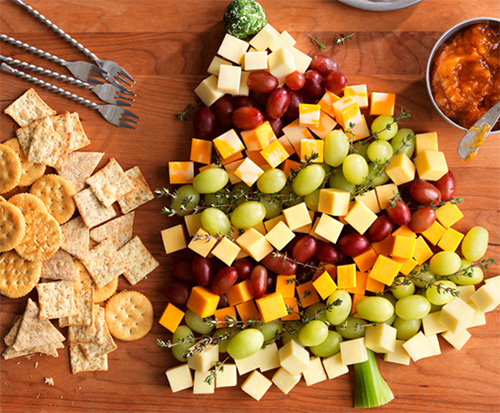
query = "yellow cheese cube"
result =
(369, 255, 402, 286)
(190, 138, 213, 165)
(217, 64, 241, 95)
(375, 183, 399, 210)
(290, 47, 313, 73)
(355, 189, 380, 214)
(345, 114, 371, 141)
(241, 121, 276, 151)
(302, 356, 327, 386)
(265, 220, 295, 251)
(422, 311, 447, 336)
(264, 214, 285, 232)
(245, 150, 271, 170)
(421, 220, 446, 245)
(337, 264, 357, 289)
(184, 213, 202, 237)
(252, 220, 267, 235)
(224, 159, 244, 185)
(364, 323, 397, 353)
(194, 75, 225, 107)
(426, 334, 442, 358)
(436, 202, 463, 228)
(260, 139, 290, 168)
(391, 235, 417, 260)
(211, 237, 241, 266)
(161, 225, 187, 254)
(281, 297, 300, 321)
(344, 84, 369, 109)
(397, 257, 418, 276)
(318, 90, 341, 119)
(276, 275, 296, 298)
(412, 235, 433, 265)
(392, 224, 416, 239)
(385, 153, 416, 185)
(250, 23, 280, 51)
(442, 329, 472, 351)
(369, 92, 396, 116)
(322, 353, 349, 379)
(169, 161, 194, 184)
(296, 280, 320, 308)
(188, 228, 217, 257)
(456, 285, 476, 304)
(187, 286, 220, 318)
(307, 110, 338, 140)
(279, 338, 310, 376)
(207, 56, 232, 76)
(371, 235, 394, 256)
(236, 299, 261, 322)
(470, 283, 500, 313)
(312, 271, 338, 299)
(365, 276, 385, 294)
(299, 104, 321, 128)
(214, 306, 237, 326)
(215, 364, 237, 388)
(213, 129, 245, 160)
(318, 188, 350, 216)
(283, 202, 312, 231)
(344, 271, 368, 295)
(340, 337, 368, 365)
(402, 331, 433, 362)
(383, 340, 411, 365)
(353, 247, 378, 272)
(437, 227, 464, 252)
(235, 352, 260, 375)
(241, 370, 272, 401)
(278, 135, 295, 156)
(165, 364, 193, 393)
(236, 228, 274, 262)
(221, 150, 244, 166)
(332, 96, 359, 127)
(256, 342, 281, 373)
(272, 367, 301, 395)
(255, 292, 289, 323)
(217, 33, 249, 64)
(243, 51, 268, 71)
(237, 70, 250, 97)
(415, 132, 438, 155)
(281, 159, 301, 177)
(269, 30, 296, 52)
(234, 157, 264, 186)
(188, 344, 219, 373)
(344, 200, 378, 234)
(300, 139, 324, 163)
(159, 303, 185, 333)
(439, 297, 475, 333)
(282, 118, 314, 154)
(309, 217, 330, 243)
(414, 150, 448, 181)
(268, 47, 296, 80)
(312, 213, 344, 244)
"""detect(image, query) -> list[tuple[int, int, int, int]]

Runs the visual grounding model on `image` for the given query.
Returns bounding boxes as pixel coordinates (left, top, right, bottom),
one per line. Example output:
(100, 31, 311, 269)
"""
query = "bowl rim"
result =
(425, 17, 500, 134)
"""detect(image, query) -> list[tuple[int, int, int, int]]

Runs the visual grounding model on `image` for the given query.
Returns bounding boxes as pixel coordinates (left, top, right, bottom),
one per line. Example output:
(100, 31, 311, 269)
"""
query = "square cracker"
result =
(117, 166, 154, 214)
(67, 113, 90, 152)
(74, 188, 117, 229)
(28, 116, 70, 169)
(68, 304, 104, 345)
(60, 216, 90, 260)
(59, 288, 94, 328)
(82, 238, 126, 288)
(4, 88, 56, 127)
(119, 236, 159, 286)
(70, 343, 108, 374)
(80, 320, 117, 359)
(57, 151, 104, 192)
(36, 280, 78, 320)
(15, 117, 45, 157)
(86, 158, 134, 208)
(90, 212, 134, 249)
(40, 248, 78, 281)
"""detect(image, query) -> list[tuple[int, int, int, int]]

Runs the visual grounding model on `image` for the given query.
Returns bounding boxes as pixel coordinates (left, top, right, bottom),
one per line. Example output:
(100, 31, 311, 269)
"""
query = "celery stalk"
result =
(353, 349, 394, 408)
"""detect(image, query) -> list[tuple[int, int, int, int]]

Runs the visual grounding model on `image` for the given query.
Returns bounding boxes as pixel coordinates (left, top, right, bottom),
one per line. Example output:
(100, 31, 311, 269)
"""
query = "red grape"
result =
(338, 233, 370, 257)
(285, 71, 306, 90)
(261, 252, 297, 275)
(314, 241, 339, 263)
(235, 96, 258, 109)
(214, 96, 234, 129)
(232, 106, 264, 130)
(434, 170, 456, 201)
(249, 265, 267, 298)
(325, 71, 347, 94)
(310, 55, 339, 76)
(292, 235, 317, 263)
(210, 267, 238, 295)
(386, 199, 411, 226)
(368, 215, 394, 242)
(233, 258, 253, 281)
(192, 256, 213, 286)
(267, 117, 284, 137)
(247, 71, 279, 94)
(193, 107, 216, 139)
(408, 206, 436, 233)
(304, 70, 325, 100)
(165, 279, 191, 306)
(284, 90, 304, 120)
(266, 88, 290, 119)
(170, 259, 197, 283)
(410, 180, 442, 206)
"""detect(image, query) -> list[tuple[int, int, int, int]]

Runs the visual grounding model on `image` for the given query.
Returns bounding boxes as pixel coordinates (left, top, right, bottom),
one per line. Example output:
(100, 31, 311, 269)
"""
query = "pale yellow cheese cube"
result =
(207, 56, 232, 76)
(264, 214, 285, 232)
(414, 150, 448, 181)
(187, 344, 219, 372)
(426, 334, 441, 357)
(344, 200, 378, 235)
(165, 364, 193, 393)
(258, 342, 281, 372)
(272, 367, 301, 394)
(211, 237, 241, 266)
(442, 329, 471, 351)
(402, 331, 433, 362)
(485, 274, 500, 290)
(244, 51, 268, 70)
(355, 189, 380, 214)
(364, 323, 397, 354)
(236, 228, 274, 262)
(194, 75, 225, 107)
(322, 352, 349, 379)
(470, 283, 500, 313)
(340, 337, 368, 365)
(439, 297, 475, 333)
(268, 47, 296, 80)
(217, 64, 241, 95)
(383, 340, 411, 365)
(385, 153, 416, 185)
(217, 33, 249, 64)
(312, 213, 344, 244)
(234, 157, 264, 186)
(467, 302, 486, 328)
(282, 118, 314, 154)
(161, 225, 187, 254)
(283, 202, 312, 231)
(415, 132, 438, 155)
(215, 364, 237, 388)
(241, 370, 272, 401)
(290, 47, 313, 73)
(456, 285, 476, 303)
(213, 129, 245, 160)
(309, 217, 330, 243)
(235, 353, 260, 375)
(422, 311, 446, 336)
(188, 228, 218, 257)
(265, 220, 295, 251)
(294, 210, 315, 234)
(193, 370, 215, 394)
(184, 213, 202, 237)
(302, 356, 327, 386)
(269, 30, 296, 52)
(252, 220, 267, 235)
(375, 183, 399, 210)
(307, 110, 338, 140)
(249, 23, 280, 51)
(279, 338, 310, 376)
(318, 188, 350, 216)
(237, 70, 250, 96)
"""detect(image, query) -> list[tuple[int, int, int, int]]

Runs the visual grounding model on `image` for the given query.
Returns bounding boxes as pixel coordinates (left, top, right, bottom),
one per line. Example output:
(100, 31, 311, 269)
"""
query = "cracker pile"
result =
(1, 89, 159, 374)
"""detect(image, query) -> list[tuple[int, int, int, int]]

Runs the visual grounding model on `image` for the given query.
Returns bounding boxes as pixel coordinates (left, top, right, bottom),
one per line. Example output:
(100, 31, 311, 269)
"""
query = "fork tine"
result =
(120, 115, 138, 125)
(118, 121, 136, 130)
(116, 95, 134, 102)
(92, 66, 108, 76)
(119, 68, 135, 84)
(121, 108, 140, 119)
(114, 99, 132, 107)
(119, 89, 136, 97)
(115, 74, 133, 88)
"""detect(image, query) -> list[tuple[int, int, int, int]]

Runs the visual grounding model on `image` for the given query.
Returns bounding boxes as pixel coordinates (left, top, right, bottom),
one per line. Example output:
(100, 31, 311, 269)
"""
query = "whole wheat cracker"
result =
(80, 319, 117, 359)
(37, 280, 78, 320)
(73, 258, 118, 303)
(15, 117, 44, 156)
(56, 151, 104, 192)
(28, 116, 70, 170)
(68, 304, 104, 345)
(67, 113, 90, 151)
(82, 238, 126, 288)
(73, 187, 117, 229)
(59, 288, 94, 328)
(89, 212, 135, 249)
(69, 343, 108, 374)
(60, 216, 89, 261)
(4, 88, 56, 127)
(117, 166, 154, 214)
(119, 236, 159, 286)
(40, 248, 78, 281)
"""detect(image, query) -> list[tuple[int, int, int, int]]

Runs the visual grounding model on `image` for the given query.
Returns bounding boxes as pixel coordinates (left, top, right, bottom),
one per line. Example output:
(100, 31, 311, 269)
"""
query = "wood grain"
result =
(1, 0, 499, 411)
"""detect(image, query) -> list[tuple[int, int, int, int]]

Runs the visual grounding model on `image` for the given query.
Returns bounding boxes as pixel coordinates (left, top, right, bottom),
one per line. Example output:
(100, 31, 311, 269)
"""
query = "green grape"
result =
(391, 128, 415, 158)
(342, 154, 369, 185)
(367, 162, 390, 187)
(326, 290, 352, 325)
(280, 183, 304, 207)
(200, 207, 231, 236)
(367, 140, 394, 163)
(171, 325, 195, 362)
(310, 330, 343, 357)
(383, 292, 398, 306)
(304, 189, 320, 212)
(449, 259, 484, 285)
(324, 130, 349, 167)
(257, 169, 287, 194)
(212, 327, 236, 353)
(230, 201, 266, 229)
(232, 182, 252, 207)
(292, 164, 326, 196)
(204, 192, 230, 213)
(461, 226, 489, 261)
(429, 251, 461, 276)
(352, 141, 370, 159)
(304, 302, 328, 323)
(329, 169, 356, 193)
(282, 332, 304, 347)
(370, 115, 398, 141)
(413, 265, 436, 288)
(393, 316, 421, 341)
(260, 195, 282, 219)
(395, 295, 431, 320)
(259, 322, 283, 342)
(227, 328, 264, 360)
(170, 185, 200, 217)
(356, 296, 394, 322)
(391, 277, 415, 299)
(192, 168, 228, 194)
(298, 320, 329, 347)
(383, 313, 397, 326)
(184, 309, 214, 335)
(425, 280, 457, 305)
(336, 315, 367, 339)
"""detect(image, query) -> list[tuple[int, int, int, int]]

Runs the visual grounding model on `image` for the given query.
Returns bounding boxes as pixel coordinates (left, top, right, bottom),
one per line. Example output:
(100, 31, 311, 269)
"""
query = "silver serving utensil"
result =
(1, 63, 139, 129)
(10, 0, 135, 88)
(457, 101, 500, 161)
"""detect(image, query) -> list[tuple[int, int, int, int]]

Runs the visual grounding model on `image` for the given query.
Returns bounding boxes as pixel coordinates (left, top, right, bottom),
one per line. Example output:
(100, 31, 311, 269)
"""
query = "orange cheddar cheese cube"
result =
(199, 163, 219, 172)
(184, 213, 202, 237)
(255, 292, 289, 323)
(245, 150, 271, 170)
(281, 297, 300, 321)
(190, 139, 213, 165)
(421, 220, 446, 245)
(265, 220, 295, 251)
(211, 237, 241, 266)
(169, 161, 194, 184)
(281, 159, 301, 177)
(313, 271, 338, 299)
(161, 224, 187, 254)
(392, 224, 416, 239)
(344, 200, 378, 235)
(226, 280, 254, 307)
(318, 90, 341, 118)
(260, 139, 290, 168)
(344, 272, 368, 295)
(318, 188, 350, 216)
(224, 159, 244, 185)
(278, 135, 295, 156)
(188, 228, 217, 257)
(371, 235, 394, 256)
(296, 281, 320, 308)
(437, 227, 464, 252)
(369, 255, 402, 286)
(395, 257, 418, 276)
(337, 264, 357, 289)
(353, 247, 378, 273)
(214, 306, 237, 326)
(283, 202, 312, 231)
(236, 228, 274, 262)
(352, 294, 367, 314)
(241, 121, 276, 152)
(436, 202, 463, 228)
(300, 139, 324, 163)
(369, 92, 396, 116)
(414, 150, 448, 181)
(391, 235, 417, 260)
(234, 157, 264, 186)
(299, 104, 321, 128)
(413, 236, 434, 265)
(415, 132, 438, 155)
(275, 275, 296, 300)
(344, 85, 369, 109)
(236, 300, 261, 322)
(365, 276, 385, 294)
(213, 129, 245, 160)
(307, 110, 338, 140)
(187, 286, 220, 318)
(159, 302, 185, 333)
(385, 153, 415, 185)
(221, 150, 244, 166)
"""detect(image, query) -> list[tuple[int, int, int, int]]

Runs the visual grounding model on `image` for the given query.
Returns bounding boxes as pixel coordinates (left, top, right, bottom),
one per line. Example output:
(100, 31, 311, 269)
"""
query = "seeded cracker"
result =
(67, 112, 90, 152)
(4, 88, 56, 127)
(86, 158, 134, 208)
(68, 304, 104, 345)
(70, 343, 108, 374)
(0, 144, 22, 194)
(37, 280, 78, 320)
(119, 236, 159, 286)
(117, 166, 155, 214)
(8, 193, 48, 216)
(0, 250, 41, 298)
(59, 288, 93, 327)
(74, 187, 117, 229)
(73, 258, 118, 303)
(28, 116, 70, 170)
(30, 174, 76, 224)
(0, 202, 26, 252)
(60, 216, 89, 260)
(90, 212, 135, 249)
(15, 117, 44, 156)
(56, 151, 104, 192)
(82, 238, 126, 288)
(40, 248, 78, 281)
(105, 291, 154, 341)
(80, 318, 117, 359)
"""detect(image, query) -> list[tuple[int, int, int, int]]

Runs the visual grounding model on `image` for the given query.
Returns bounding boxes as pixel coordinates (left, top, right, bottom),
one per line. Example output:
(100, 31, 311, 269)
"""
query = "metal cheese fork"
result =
(1, 63, 139, 129)
(11, 0, 135, 88)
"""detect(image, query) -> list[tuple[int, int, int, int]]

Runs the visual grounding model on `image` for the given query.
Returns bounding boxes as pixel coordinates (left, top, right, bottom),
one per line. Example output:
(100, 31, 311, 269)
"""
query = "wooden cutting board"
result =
(1, 0, 499, 411)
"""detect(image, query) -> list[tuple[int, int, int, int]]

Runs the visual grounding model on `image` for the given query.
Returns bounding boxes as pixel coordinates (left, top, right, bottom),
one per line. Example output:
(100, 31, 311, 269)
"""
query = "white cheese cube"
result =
(193, 370, 215, 394)
(485, 274, 500, 290)
(272, 367, 301, 394)
(268, 47, 296, 80)
(302, 356, 327, 386)
(235, 352, 260, 375)
(322, 353, 349, 379)
(217, 33, 249, 64)
(241, 370, 272, 401)
(290, 47, 313, 74)
(402, 331, 433, 362)
(364, 323, 397, 354)
(384, 340, 411, 365)
(426, 334, 441, 357)
(216, 364, 238, 388)
(244, 51, 268, 70)
(207, 56, 232, 76)
(279, 338, 310, 376)
(187, 344, 219, 372)
(258, 342, 281, 372)
(194, 75, 225, 107)
(165, 364, 193, 393)
(456, 285, 476, 303)
(237, 70, 250, 96)
(439, 297, 475, 333)
(340, 337, 368, 365)
(467, 302, 486, 328)
(470, 283, 500, 313)
(218, 64, 241, 95)
(442, 329, 471, 350)
(269, 30, 296, 52)
(250, 23, 280, 51)
(422, 311, 446, 336)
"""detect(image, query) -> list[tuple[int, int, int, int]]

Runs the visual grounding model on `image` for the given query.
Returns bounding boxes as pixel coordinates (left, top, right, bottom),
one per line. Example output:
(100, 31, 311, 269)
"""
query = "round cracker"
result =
(0, 202, 26, 252)
(8, 192, 48, 215)
(0, 250, 41, 298)
(105, 291, 154, 341)
(73, 258, 118, 303)
(15, 210, 62, 261)
(29, 174, 76, 224)
(3, 138, 46, 187)
(0, 144, 22, 194)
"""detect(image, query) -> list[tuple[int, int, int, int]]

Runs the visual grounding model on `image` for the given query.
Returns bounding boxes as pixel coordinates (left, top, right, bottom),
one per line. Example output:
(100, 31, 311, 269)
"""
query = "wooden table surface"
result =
(1, 0, 499, 411)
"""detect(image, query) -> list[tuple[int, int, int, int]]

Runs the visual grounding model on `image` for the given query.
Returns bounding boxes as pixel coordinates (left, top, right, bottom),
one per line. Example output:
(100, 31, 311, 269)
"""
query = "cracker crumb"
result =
(44, 377, 54, 386)
(34, 362, 38, 368)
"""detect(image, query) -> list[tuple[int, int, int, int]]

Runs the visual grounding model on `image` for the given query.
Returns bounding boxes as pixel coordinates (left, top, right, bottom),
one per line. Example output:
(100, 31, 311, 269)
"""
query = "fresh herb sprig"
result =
(335, 33, 354, 46)
(175, 102, 200, 122)
(308, 34, 326, 50)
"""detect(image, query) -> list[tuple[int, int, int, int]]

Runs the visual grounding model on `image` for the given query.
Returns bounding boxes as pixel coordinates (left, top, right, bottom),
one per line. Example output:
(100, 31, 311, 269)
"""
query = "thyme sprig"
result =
(308, 34, 326, 50)
(204, 357, 230, 385)
(175, 102, 200, 122)
(335, 33, 354, 46)
(287, 152, 321, 183)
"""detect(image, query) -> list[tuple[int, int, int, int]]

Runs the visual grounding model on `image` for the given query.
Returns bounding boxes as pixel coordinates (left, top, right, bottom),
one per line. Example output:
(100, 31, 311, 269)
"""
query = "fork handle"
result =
(1, 63, 99, 110)
(10, 0, 98, 62)
(0, 34, 68, 66)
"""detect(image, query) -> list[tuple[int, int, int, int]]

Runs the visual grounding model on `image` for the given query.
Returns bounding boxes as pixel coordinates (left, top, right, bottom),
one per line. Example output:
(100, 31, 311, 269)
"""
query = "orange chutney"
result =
(431, 23, 500, 129)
